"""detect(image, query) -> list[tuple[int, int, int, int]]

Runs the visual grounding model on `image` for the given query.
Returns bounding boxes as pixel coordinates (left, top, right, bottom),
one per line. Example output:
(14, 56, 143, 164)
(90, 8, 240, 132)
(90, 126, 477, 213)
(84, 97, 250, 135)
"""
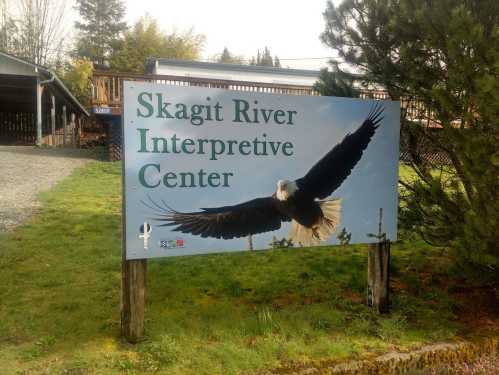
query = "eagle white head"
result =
(276, 179, 298, 201)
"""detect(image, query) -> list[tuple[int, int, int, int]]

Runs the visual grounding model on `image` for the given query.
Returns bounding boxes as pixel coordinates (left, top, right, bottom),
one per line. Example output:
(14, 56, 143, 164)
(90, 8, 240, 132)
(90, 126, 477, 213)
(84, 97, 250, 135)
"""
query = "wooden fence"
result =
(358, 89, 450, 164)
(0, 109, 82, 147)
(0, 112, 37, 144)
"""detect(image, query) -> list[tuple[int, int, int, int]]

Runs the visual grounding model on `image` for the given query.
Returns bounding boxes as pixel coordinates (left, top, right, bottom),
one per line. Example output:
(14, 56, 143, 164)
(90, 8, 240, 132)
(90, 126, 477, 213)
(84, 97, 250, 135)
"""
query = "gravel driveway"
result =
(0, 146, 102, 232)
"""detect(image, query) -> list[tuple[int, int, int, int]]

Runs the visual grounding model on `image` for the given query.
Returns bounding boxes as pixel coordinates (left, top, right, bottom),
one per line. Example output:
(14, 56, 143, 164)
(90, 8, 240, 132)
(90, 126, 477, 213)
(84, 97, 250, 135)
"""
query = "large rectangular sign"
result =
(123, 82, 400, 260)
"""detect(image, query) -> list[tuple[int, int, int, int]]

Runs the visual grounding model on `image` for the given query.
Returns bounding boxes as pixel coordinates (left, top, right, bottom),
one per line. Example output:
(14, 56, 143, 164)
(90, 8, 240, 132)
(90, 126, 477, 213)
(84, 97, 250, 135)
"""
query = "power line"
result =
(201, 56, 336, 61)
(19, 48, 344, 64)
(198, 56, 344, 64)
(6, 43, 345, 67)
(268, 56, 335, 61)
(19, 45, 343, 62)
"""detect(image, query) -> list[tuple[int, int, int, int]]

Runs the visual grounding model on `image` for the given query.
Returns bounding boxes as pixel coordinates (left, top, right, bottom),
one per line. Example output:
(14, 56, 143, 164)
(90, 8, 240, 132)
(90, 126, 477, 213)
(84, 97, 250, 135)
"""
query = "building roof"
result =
(146, 58, 320, 77)
(0, 51, 90, 116)
(145, 58, 320, 87)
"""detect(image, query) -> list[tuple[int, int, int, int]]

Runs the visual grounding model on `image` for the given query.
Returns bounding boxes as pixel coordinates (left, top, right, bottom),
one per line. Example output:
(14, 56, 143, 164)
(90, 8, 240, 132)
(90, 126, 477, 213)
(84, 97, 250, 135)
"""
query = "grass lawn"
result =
(0, 161, 495, 374)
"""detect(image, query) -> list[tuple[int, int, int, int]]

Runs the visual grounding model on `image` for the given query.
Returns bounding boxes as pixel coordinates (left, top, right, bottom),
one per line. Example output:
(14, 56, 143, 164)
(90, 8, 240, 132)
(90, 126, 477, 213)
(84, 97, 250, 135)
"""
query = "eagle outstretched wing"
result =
(144, 196, 290, 240)
(295, 103, 384, 200)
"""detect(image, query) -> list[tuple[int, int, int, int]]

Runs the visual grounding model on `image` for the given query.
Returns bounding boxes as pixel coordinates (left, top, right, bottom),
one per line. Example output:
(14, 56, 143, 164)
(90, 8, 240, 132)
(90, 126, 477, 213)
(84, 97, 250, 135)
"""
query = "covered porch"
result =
(0, 52, 89, 146)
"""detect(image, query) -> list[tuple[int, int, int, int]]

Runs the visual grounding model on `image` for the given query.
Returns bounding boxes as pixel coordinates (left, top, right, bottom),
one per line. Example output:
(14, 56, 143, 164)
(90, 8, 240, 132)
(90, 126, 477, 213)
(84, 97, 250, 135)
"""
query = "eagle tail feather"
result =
(288, 199, 341, 247)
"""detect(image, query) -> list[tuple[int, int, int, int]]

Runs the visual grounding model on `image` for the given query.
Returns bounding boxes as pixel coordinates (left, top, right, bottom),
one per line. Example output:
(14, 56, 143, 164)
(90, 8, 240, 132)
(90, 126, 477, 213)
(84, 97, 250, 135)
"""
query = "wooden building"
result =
(0, 52, 89, 146)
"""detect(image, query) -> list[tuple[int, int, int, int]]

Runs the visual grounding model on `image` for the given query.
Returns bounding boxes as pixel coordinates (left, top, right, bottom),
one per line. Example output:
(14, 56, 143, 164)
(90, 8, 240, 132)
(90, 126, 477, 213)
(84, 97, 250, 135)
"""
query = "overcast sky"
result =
(5, 0, 341, 70)
(79, 0, 340, 70)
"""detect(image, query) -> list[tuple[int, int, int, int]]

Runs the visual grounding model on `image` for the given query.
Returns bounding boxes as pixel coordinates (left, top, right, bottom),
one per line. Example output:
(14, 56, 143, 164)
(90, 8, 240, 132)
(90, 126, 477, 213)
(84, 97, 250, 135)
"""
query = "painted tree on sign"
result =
(320, 0, 499, 277)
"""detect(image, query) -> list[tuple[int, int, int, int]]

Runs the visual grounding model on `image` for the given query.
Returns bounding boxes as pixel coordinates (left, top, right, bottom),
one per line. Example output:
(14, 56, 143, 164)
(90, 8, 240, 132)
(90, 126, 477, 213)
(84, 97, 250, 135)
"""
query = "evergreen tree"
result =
(259, 47, 274, 66)
(74, 0, 127, 66)
(216, 47, 243, 64)
(321, 0, 499, 277)
(219, 47, 232, 63)
(251, 47, 281, 67)
(273, 55, 281, 68)
(314, 64, 359, 98)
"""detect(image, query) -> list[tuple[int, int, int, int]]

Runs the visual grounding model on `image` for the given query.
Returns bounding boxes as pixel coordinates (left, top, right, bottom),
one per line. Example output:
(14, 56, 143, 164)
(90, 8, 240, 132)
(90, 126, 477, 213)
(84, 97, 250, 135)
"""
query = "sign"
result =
(123, 82, 400, 260)
(93, 106, 112, 115)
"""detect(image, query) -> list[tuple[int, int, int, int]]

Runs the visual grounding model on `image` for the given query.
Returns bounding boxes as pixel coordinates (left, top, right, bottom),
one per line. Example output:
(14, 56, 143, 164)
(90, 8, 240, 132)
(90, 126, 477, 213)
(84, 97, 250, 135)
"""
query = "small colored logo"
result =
(160, 238, 185, 249)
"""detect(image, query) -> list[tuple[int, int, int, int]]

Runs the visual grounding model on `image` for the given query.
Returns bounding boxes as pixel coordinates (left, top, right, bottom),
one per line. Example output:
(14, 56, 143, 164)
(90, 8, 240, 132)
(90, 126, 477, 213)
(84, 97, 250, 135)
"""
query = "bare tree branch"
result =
(9, 0, 67, 66)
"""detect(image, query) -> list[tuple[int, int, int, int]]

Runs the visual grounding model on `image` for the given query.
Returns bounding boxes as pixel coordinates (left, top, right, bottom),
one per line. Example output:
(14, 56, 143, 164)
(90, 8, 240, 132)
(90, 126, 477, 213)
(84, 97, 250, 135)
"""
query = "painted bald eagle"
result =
(145, 104, 384, 246)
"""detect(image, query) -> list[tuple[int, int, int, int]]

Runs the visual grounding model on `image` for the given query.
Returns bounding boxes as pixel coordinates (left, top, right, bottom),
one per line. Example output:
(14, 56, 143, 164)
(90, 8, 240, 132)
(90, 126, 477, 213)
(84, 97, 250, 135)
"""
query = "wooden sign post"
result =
(120, 100, 147, 344)
(121, 257, 147, 343)
(367, 208, 390, 314)
(367, 240, 390, 313)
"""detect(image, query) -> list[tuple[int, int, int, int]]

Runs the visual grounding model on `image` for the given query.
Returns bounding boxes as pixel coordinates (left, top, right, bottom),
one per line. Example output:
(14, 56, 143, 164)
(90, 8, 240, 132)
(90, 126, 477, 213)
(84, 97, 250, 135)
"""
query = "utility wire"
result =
(39, 48, 343, 63)
(9, 45, 345, 66)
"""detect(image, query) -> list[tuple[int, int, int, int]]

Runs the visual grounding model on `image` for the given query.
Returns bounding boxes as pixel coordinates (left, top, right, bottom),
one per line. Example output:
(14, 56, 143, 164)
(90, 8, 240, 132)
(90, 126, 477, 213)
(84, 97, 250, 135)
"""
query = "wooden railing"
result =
(91, 71, 436, 126)
(92, 71, 453, 163)
(91, 70, 318, 107)
(92, 71, 446, 133)
(359, 89, 443, 129)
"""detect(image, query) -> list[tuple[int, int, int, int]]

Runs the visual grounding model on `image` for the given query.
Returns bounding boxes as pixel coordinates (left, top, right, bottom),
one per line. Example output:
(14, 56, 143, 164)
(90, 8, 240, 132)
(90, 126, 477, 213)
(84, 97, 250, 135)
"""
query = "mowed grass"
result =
(0, 162, 467, 374)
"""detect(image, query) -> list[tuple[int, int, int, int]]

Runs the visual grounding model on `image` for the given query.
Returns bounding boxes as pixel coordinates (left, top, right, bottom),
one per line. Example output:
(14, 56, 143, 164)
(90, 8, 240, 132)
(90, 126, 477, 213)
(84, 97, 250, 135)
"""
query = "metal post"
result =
(248, 235, 254, 251)
(36, 79, 43, 146)
(51, 95, 56, 146)
(62, 105, 67, 146)
(71, 113, 76, 147)
(76, 117, 82, 147)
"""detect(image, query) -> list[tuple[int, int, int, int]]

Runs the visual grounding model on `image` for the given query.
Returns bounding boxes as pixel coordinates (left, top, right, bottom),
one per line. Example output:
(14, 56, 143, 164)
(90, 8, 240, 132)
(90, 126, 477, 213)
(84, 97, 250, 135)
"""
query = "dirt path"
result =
(0, 146, 102, 232)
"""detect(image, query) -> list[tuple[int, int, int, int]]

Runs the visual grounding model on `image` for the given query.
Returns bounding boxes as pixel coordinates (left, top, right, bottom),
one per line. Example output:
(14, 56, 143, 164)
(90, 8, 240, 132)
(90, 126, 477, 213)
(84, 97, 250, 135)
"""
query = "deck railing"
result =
(91, 70, 318, 107)
(90, 71, 436, 126)
(92, 71, 451, 163)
